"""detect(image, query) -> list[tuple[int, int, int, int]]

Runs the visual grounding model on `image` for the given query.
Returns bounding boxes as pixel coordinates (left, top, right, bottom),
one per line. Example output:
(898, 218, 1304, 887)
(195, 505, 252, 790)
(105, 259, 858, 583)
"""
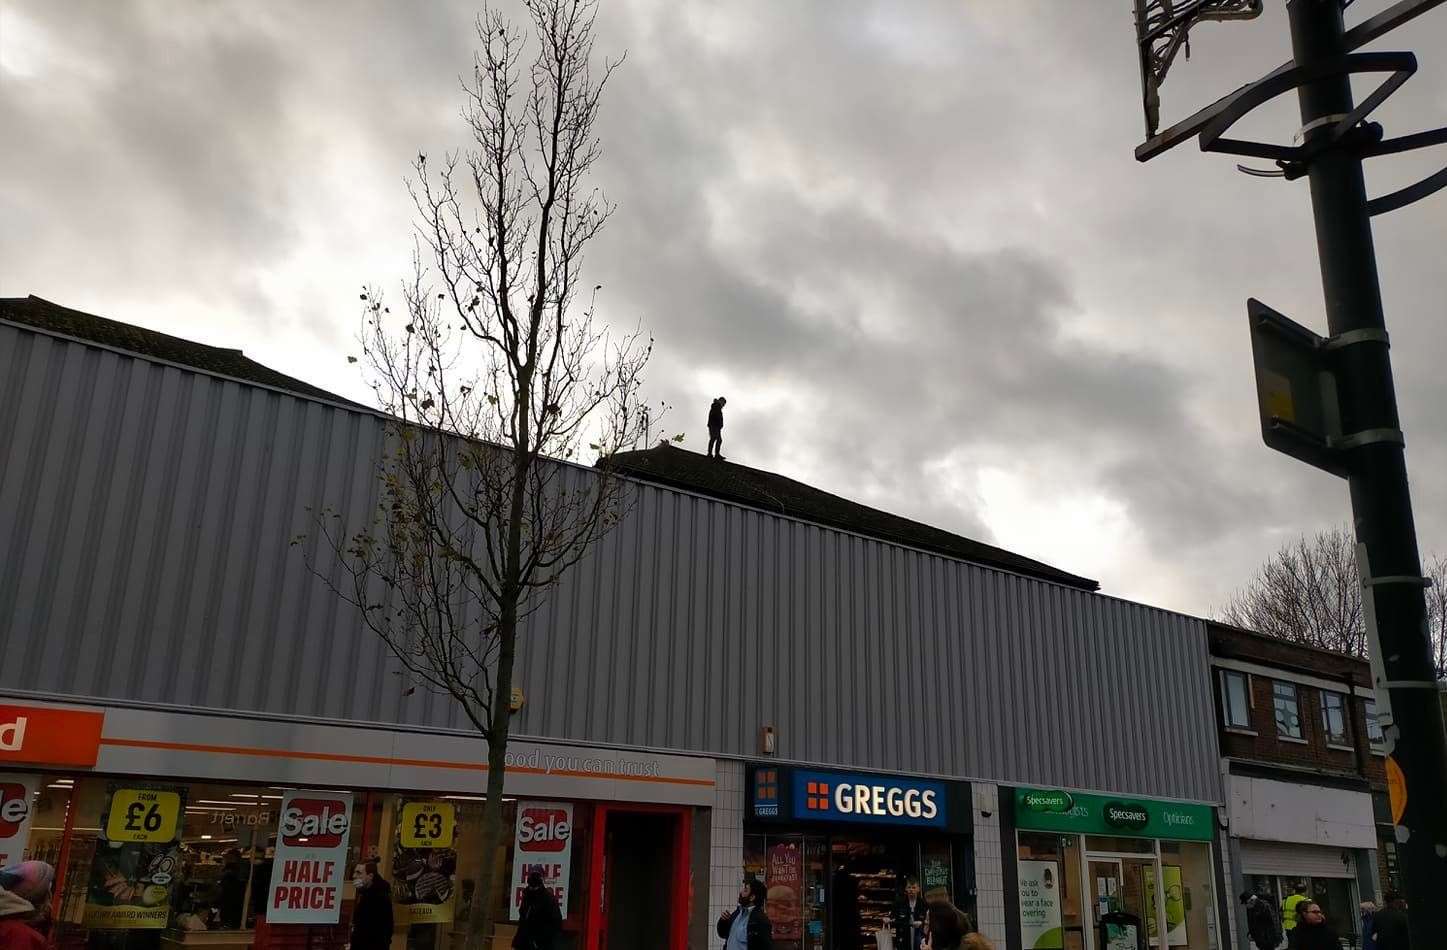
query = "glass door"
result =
(1085, 854, 1165, 950)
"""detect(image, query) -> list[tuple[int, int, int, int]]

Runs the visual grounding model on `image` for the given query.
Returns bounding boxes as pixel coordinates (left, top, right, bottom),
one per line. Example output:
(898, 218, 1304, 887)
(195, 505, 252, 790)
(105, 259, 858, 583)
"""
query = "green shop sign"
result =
(1013, 788, 1215, 841)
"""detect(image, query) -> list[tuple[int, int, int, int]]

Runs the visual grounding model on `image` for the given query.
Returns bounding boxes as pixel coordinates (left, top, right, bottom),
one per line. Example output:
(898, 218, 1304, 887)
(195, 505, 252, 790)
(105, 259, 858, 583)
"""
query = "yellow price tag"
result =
(400, 801, 456, 848)
(105, 789, 181, 843)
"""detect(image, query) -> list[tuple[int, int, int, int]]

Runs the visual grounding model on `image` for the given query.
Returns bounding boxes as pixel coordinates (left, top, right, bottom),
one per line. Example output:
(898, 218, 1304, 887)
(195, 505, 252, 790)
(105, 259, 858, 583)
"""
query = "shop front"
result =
(1008, 788, 1225, 950)
(0, 699, 714, 950)
(743, 765, 973, 950)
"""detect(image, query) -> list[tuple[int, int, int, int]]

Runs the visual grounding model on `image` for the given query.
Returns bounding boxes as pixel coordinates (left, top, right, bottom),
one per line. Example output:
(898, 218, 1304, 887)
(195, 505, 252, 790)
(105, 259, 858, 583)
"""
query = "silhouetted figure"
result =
(1372, 892, 1410, 950)
(707, 397, 727, 460)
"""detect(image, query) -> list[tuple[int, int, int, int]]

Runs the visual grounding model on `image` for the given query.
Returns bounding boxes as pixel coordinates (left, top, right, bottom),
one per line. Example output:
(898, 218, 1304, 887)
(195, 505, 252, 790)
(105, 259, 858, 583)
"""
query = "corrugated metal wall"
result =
(0, 323, 1221, 802)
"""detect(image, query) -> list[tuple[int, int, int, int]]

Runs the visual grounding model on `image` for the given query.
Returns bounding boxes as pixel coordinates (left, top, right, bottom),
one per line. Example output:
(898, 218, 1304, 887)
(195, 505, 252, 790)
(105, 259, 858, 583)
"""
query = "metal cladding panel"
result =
(1, 322, 1220, 802)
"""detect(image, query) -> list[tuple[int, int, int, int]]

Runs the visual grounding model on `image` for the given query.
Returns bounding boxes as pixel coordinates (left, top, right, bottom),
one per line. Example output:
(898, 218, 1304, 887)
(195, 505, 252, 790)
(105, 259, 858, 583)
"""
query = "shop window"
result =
(1273, 681, 1303, 739)
(1156, 840, 1220, 950)
(1320, 691, 1349, 746)
(1219, 670, 1252, 730)
(1364, 700, 1387, 750)
(1017, 832, 1085, 950)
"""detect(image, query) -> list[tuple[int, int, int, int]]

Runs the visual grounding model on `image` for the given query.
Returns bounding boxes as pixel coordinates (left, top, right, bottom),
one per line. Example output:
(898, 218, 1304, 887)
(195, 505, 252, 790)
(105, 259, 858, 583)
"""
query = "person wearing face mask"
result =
(0, 861, 54, 950)
(350, 860, 394, 950)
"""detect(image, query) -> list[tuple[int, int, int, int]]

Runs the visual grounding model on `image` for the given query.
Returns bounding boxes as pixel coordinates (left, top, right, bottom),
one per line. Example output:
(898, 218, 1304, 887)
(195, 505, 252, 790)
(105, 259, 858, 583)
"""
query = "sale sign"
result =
(509, 801, 573, 921)
(0, 774, 39, 865)
(267, 790, 354, 924)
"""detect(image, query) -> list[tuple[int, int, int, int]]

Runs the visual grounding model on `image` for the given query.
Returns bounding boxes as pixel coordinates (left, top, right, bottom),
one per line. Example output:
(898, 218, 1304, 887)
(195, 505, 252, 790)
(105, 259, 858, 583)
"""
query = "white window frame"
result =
(1220, 669, 1254, 731)
(1364, 699, 1387, 752)
(1273, 680, 1304, 740)
(1320, 690, 1350, 746)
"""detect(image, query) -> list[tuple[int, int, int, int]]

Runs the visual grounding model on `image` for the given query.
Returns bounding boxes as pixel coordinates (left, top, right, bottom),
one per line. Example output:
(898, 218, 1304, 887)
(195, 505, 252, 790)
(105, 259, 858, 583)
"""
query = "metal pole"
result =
(1287, 0, 1447, 942)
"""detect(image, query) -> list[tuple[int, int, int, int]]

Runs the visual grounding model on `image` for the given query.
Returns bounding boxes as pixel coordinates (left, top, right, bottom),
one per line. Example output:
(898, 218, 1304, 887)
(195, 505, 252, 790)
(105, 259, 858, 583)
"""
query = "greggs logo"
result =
(0, 705, 104, 767)
(795, 770, 944, 825)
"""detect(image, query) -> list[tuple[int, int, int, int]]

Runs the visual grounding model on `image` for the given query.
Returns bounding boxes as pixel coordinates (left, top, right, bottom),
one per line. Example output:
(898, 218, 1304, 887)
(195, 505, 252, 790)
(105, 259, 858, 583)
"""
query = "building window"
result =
(1321, 691, 1349, 745)
(1220, 670, 1252, 729)
(1273, 681, 1303, 739)
(1365, 699, 1386, 749)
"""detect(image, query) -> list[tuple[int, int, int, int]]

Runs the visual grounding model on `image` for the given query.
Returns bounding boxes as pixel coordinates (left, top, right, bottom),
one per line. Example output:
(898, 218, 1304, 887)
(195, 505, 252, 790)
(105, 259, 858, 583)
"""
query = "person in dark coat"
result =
(707, 397, 727, 460)
(350, 861, 395, 950)
(513, 872, 563, 950)
(216, 849, 248, 929)
(1241, 891, 1282, 950)
(1291, 902, 1339, 950)
(894, 878, 927, 950)
(717, 877, 772, 950)
(1371, 892, 1410, 950)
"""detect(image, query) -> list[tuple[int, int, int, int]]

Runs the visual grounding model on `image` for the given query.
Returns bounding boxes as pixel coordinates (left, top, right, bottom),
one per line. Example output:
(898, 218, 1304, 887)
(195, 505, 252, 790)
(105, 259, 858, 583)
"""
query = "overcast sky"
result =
(3, 0, 1445, 616)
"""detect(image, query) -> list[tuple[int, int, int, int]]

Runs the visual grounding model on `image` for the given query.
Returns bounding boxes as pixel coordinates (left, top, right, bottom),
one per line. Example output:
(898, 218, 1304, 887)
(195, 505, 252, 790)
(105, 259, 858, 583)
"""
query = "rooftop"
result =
(0, 295, 361, 408)
(601, 443, 1099, 591)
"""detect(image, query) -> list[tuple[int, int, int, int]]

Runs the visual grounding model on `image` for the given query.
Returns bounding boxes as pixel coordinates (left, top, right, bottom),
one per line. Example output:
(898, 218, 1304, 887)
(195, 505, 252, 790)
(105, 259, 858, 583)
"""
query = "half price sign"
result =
(267, 791, 354, 924)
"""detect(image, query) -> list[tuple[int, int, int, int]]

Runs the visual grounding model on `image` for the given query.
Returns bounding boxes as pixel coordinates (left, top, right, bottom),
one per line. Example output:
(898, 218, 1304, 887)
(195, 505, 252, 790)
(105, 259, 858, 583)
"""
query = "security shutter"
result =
(1238, 839, 1357, 879)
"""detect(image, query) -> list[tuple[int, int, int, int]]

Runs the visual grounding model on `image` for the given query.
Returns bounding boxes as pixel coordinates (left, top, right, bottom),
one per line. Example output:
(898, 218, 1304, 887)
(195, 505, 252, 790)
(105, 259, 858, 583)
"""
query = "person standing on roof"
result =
(707, 397, 727, 460)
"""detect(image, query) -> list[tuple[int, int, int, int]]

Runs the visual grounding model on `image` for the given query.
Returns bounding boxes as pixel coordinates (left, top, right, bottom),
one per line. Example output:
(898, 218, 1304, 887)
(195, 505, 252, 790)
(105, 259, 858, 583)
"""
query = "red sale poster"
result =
(767, 841, 803, 941)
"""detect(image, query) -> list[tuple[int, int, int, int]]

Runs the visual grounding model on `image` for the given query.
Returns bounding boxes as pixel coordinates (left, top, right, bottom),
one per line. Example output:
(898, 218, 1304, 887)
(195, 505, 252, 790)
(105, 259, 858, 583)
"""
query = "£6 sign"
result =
(510, 802, 573, 920)
(268, 791, 354, 924)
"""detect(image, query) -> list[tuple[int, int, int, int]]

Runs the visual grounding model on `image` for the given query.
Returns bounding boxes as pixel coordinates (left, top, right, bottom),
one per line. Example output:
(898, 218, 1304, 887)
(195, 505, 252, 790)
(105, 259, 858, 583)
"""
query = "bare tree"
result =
(1220, 526, 1447, 676)
(300, 3, 662, 946)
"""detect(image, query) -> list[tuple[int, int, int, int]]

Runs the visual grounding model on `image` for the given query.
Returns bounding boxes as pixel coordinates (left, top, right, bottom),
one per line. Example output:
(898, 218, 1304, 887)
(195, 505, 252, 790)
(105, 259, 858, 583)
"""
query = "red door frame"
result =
(584, 802, 693, 950)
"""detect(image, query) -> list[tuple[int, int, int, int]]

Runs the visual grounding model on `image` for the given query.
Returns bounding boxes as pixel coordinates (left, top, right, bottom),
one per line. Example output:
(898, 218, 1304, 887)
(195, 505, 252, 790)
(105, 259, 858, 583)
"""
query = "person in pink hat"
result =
(0, 861, 53, 950)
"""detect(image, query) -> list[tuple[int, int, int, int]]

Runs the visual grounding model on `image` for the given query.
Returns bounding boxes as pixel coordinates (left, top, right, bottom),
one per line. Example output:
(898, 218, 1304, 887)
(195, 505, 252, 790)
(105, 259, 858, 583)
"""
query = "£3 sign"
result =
(268, 791, 354, 924)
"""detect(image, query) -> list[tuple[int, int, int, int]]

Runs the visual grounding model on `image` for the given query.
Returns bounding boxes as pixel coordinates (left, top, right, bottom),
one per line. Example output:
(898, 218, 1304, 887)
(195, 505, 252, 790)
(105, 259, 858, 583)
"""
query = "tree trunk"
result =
(465, 603, 520, 950)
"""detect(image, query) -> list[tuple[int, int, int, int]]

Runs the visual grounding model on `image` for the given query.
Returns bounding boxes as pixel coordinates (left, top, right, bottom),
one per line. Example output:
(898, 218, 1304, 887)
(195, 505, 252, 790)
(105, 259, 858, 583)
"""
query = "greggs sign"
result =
(0, 704, 104, 767)
(790, 769, 947, 828)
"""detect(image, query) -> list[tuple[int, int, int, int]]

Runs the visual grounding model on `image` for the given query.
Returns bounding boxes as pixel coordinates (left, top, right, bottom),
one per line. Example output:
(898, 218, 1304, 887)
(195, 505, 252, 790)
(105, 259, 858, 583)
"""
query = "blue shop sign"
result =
(791, 769, 947, 828)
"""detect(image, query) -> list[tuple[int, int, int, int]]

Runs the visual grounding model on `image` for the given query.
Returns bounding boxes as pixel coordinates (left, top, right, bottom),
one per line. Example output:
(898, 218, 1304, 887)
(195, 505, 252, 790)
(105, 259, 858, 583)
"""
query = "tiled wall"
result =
(710, 760, 746, 929)
(972, 782, 1007, 946)
(1220, 829, 1240, 950)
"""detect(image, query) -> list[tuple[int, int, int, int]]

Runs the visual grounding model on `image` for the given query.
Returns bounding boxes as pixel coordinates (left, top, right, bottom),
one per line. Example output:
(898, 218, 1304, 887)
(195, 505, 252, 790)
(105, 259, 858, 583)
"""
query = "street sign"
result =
(1247, 298, 1347, 477)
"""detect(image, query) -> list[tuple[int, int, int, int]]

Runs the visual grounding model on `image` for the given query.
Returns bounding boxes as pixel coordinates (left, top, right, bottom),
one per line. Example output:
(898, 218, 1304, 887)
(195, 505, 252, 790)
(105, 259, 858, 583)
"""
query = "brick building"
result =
(1209, 623, 1389, 948)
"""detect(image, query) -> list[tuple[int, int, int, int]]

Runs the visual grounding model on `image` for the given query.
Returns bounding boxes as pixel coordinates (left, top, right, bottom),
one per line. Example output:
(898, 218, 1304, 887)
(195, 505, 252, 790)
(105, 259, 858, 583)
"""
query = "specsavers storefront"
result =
(1009, 789, 1227, 950)
(0, 699, 715, 950)
(743, 765, 973, 950)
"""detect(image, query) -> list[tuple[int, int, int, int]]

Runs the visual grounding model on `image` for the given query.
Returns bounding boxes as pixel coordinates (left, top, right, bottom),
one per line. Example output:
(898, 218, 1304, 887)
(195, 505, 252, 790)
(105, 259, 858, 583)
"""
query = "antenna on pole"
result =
(1135, 0, 1264, 136)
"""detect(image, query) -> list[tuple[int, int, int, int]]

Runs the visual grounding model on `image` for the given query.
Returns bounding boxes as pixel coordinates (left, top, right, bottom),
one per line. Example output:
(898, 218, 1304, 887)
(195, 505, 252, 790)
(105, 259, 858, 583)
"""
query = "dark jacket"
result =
(1372, 906, 1409, 950)
(1291, 920, 1340, 950)
(717, 905, 773, 950)
(708, 401, 724, 430)
(1246, 898, 1282, 949)
(514, 886, 563, 950)
(894, 896, 927, 949)
(218, 865, 247, 929)
(351, 876, 395, 950)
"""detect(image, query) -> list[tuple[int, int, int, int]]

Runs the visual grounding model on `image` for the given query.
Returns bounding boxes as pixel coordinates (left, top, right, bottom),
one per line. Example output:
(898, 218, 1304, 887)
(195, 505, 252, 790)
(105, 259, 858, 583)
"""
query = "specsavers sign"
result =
(1014, 788, 1214, 841)
(791, 769, 947, 828)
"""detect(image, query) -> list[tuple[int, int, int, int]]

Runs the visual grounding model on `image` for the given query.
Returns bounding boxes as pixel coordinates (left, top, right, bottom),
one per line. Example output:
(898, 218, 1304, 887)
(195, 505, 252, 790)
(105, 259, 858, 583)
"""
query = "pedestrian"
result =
(513, 872, 562, 950)
(1371, 891, 1409, 950)
(1282, 881, 1309, 948)
(1241, 891, 1282, 950)
(1291, 902, 1339, 950)
(1359, 899, 1378, 950)
(0, 861, 54, 950)
(894, 878, 927, 950)
(350, 860, 394, 950)
(717, 876, 773, 950)
(707, 397, 727, 460)
(961, 934, 995, 950)
(921, 901, 969, 950)
(216, 848, 248, 929)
